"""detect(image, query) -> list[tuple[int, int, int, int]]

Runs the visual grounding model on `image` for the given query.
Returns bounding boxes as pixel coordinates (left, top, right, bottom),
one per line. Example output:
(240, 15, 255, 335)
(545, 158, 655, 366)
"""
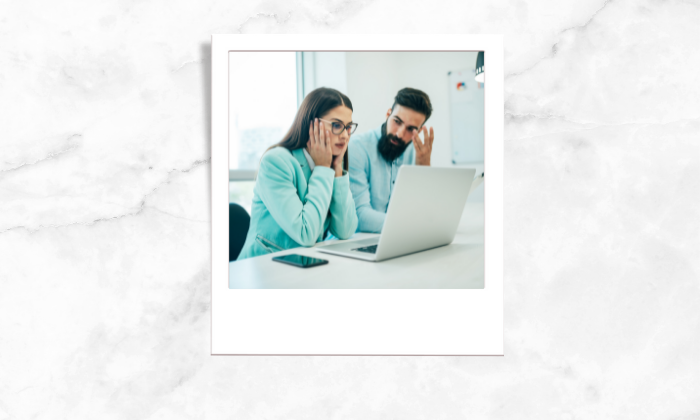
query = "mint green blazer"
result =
(237, 147, 358, 260)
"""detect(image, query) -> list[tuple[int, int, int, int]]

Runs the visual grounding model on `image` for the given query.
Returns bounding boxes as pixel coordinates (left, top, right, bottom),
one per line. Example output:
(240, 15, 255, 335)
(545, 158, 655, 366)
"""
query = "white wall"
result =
(302, 52, 348, 97)
(344, 52, 400, 136)
(315, 52, 347, 94)
(343, 52, 484, 202)
(309, 51, 485, 201)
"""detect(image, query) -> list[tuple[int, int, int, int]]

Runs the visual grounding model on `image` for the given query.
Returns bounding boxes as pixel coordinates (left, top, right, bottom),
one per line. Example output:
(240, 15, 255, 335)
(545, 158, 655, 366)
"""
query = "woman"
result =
(237, 87, 359, 260)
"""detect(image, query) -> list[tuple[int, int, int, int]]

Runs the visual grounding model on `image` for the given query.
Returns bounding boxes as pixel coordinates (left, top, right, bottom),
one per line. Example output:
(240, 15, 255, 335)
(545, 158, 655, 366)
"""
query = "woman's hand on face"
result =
(307, 119, 333, 168)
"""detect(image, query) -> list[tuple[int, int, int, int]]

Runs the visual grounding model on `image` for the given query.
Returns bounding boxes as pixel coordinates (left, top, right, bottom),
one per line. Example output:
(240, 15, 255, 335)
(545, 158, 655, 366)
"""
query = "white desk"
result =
(229, 202, 484, 289)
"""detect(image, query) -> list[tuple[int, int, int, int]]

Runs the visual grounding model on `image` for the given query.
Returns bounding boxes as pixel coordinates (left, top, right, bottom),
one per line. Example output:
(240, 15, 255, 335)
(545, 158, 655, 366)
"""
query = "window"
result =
(229, 51, 298, 177)
(229, 52, 299, 210)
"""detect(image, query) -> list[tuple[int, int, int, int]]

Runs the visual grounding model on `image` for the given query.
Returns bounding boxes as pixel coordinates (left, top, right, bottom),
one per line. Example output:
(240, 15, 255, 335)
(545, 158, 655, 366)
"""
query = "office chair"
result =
(229, 203, 250, 261)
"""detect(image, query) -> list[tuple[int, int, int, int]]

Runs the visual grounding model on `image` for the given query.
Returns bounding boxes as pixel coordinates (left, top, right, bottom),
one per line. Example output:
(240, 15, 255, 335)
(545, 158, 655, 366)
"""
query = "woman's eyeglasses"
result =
(318, 119, 358, 135)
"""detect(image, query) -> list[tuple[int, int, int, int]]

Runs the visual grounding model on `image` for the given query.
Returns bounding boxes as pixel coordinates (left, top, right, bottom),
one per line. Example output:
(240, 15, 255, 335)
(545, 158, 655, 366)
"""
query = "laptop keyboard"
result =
(353, 244, 378, 254)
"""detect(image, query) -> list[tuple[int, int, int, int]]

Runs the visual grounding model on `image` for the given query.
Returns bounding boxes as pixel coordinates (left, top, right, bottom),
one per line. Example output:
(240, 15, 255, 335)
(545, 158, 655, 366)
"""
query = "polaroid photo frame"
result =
(212, 34, 503, 355)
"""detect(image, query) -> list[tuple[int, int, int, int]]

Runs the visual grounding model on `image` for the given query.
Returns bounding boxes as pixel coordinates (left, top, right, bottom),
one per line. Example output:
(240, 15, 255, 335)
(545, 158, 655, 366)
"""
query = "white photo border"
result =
(212, 35, 503, 355)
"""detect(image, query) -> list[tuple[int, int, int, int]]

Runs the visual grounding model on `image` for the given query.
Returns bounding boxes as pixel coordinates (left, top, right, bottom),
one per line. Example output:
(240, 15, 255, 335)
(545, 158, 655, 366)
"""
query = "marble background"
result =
(1, 0, 699, 418)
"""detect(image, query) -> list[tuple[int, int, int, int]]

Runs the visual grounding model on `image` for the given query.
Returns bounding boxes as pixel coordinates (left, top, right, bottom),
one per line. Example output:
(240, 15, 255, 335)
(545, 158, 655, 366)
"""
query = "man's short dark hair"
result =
(391, 87, 433, 124)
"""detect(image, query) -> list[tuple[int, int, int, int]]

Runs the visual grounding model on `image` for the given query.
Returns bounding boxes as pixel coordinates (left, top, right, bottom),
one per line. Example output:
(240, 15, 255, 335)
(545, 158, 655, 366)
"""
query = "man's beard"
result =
(377, 122, 410, 163)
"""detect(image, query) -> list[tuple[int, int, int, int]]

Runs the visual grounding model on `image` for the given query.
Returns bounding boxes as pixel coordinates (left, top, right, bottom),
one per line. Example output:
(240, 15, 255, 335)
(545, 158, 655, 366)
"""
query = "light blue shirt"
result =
(348, 126, 415, 233)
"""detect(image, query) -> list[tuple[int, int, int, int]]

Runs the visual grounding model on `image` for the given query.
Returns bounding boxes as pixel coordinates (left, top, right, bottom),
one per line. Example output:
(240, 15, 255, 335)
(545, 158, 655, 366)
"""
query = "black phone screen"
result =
(272, 254, 329, 268)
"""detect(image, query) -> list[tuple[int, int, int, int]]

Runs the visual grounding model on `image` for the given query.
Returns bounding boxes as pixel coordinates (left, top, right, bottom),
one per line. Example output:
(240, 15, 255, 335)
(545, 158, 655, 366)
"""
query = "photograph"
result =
(211, 34, 503, 355)
(228, 51, 486, 289)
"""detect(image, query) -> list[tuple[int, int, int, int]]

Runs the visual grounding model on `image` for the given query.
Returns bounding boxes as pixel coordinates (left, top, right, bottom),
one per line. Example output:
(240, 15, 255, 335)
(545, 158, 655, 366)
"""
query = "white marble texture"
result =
(1, 0, 699, 418)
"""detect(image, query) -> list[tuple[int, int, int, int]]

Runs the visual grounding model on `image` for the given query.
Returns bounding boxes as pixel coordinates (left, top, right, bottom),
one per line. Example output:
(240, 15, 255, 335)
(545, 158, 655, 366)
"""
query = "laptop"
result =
(316, 166, 477, 262)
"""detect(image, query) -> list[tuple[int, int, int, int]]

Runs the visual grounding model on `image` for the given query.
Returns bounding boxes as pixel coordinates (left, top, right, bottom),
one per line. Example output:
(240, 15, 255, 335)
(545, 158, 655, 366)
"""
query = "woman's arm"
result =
(256, 150, 335, 246)
(328, 170, 359, 240)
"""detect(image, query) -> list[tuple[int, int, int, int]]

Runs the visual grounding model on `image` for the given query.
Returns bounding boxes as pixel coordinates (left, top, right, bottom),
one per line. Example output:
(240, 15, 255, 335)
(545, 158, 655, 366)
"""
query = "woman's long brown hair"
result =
(266, 87, 352, 171)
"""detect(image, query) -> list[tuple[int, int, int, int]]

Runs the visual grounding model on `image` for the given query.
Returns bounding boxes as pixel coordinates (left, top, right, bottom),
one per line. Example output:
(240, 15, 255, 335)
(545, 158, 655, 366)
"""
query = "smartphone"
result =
(272, 254, 329, 268)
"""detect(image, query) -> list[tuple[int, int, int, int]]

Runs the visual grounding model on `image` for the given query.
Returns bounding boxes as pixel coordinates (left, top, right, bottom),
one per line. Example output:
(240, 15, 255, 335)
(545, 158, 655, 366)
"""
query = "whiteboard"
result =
(448, 69, 485, 164)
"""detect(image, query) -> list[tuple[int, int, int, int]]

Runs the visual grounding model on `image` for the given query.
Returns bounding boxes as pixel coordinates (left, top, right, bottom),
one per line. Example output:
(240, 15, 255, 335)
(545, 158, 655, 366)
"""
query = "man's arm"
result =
(349, 143, 387, 233)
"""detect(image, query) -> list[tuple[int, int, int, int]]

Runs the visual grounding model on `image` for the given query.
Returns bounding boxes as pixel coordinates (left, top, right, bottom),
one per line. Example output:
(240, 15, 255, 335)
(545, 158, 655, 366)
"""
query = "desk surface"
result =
(229, 203, 484, 289)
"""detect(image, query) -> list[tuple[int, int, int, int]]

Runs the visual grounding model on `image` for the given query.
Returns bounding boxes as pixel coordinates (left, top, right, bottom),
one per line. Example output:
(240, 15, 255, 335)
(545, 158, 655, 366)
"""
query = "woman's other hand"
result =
(307, 119, 333, 168)
(332, 140, 348, 177)
(332, 155, 343, 177)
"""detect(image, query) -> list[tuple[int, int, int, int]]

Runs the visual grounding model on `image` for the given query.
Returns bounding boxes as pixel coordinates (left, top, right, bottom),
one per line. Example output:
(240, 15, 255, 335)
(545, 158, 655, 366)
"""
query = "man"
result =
(348, 87, 435, 233)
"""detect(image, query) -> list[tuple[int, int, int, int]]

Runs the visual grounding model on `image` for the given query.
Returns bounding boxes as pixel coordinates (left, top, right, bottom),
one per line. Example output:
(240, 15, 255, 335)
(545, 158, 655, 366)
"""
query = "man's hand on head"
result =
(413, 126, 434, 166)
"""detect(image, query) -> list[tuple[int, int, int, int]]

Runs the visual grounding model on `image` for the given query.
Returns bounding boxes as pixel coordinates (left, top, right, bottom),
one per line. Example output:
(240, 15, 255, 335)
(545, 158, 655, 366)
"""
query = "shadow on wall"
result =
(201, 43, 212, 153)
